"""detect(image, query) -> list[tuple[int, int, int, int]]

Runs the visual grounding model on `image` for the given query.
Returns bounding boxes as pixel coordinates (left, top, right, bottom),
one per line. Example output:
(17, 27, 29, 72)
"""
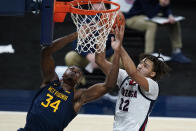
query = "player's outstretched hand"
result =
(111, 24, 125, 52)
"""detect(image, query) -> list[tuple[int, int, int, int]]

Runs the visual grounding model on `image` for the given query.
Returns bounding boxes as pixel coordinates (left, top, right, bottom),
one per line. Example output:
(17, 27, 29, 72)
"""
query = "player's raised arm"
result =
(95, 25, 125, 75)
(120, 47, 149, 91)
(40, 32, 78, 87)
(95, 47, 112, 75)
(75, 26, 122, 106)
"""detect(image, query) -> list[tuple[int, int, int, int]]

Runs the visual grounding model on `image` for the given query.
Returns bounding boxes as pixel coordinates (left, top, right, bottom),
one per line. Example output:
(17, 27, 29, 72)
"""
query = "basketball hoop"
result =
(54, 0, 120, 54)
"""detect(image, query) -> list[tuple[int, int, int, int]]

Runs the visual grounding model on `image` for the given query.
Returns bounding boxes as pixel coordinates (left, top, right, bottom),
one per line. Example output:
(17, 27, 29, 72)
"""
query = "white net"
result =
(70, 0, 119, 54)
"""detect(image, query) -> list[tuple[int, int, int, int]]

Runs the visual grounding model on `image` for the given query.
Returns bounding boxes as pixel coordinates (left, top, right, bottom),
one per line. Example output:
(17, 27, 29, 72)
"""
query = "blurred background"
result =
(0, 0, 196, 118)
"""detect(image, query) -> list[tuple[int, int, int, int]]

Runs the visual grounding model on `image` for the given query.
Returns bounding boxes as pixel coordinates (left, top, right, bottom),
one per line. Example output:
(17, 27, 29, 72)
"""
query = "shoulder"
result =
(143, 77, 159, 100)
(145, 77, 159, 93)
(73, 88, 87, 111)
(146, 77, 158, 88)
(140, 78, 159, 100)
(118, 69, 128, 77)
(74, 88, 86, 101)
(117, 69, 129, 87)
(118, 69, 129, 82)
(40, 80, 60, 89)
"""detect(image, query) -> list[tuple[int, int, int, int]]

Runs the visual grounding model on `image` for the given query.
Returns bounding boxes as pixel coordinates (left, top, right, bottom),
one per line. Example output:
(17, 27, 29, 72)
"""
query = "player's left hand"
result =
(111, 24, 125, 52)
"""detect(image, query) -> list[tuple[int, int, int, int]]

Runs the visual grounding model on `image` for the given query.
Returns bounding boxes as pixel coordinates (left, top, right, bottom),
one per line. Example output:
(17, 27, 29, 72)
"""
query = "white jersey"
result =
(113, 69, 159, 131)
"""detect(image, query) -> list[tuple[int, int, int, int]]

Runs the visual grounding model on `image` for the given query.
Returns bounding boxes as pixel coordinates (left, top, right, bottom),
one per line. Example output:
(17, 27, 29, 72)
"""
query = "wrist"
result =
(120, 47, 125, 56)
(114, 47, 121, 53)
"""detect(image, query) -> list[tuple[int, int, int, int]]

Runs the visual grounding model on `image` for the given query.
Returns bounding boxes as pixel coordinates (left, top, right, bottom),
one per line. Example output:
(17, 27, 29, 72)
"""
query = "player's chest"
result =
(36, 88, 73, 113)
(120, 79, 138, 97)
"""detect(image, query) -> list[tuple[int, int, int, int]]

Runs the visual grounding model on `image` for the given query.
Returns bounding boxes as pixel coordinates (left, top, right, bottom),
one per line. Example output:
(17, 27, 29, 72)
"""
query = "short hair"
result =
(139, 54, 171, 81)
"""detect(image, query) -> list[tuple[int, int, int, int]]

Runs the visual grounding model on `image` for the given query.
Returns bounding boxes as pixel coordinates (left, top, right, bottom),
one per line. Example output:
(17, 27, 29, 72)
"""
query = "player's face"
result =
(62, 66, 82, 86)
(137, 58, 155, 78)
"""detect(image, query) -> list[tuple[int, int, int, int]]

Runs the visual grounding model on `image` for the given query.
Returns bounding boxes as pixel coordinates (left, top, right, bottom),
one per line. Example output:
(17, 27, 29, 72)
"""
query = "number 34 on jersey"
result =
(41, 93, 61, 112)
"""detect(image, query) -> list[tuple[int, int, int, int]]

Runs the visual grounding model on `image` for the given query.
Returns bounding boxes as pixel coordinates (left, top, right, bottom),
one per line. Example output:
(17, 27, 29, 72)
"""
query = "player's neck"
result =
(61, 81, 74, 91)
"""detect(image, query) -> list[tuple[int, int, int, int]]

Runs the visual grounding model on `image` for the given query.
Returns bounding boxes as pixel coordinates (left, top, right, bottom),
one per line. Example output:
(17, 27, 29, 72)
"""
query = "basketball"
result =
(99, 11, 125, 31)
(112, 11, 125, 29)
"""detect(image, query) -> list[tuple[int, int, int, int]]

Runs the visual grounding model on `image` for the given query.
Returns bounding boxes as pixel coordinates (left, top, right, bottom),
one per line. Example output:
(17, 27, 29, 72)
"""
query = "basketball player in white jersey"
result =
(95, 24, 170, 131)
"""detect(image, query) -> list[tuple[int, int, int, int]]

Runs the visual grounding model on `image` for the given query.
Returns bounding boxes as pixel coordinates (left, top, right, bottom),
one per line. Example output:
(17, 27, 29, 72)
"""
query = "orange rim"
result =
(54, 0, 120, 15)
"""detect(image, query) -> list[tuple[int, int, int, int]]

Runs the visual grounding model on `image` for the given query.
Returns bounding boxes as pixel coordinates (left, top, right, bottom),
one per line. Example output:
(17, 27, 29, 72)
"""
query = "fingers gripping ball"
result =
(99, 11, 125, 30)
(112, 11, 125, 30)
(109, 12, 125, 34)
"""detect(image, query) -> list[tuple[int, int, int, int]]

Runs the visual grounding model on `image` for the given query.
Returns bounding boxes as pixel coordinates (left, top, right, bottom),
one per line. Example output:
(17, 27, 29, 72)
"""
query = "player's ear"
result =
(150, 71, 156, 78)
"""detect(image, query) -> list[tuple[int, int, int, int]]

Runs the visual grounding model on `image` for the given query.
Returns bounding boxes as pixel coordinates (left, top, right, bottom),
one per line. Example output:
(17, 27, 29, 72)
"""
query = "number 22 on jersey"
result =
(41, 93, 61, 112)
